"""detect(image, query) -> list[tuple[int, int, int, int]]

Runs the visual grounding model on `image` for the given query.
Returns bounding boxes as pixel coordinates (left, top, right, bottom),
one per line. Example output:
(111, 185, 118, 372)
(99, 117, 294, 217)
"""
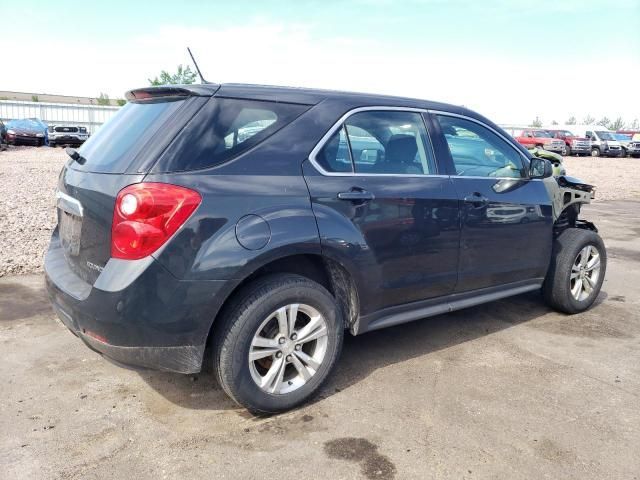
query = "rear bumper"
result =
(45, 234, 228, 373)
(50, 299, 204, 372)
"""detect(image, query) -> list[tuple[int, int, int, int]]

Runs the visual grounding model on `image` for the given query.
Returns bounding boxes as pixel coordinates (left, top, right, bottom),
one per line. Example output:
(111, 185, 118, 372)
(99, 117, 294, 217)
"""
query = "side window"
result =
(344, 125, 384, 167)
(345, 111, 435, 175)
(316, 126, 353, 173)
(156, 98, 309, 172)
(223, 111, 277, 148)
(436, 115, 525, 178)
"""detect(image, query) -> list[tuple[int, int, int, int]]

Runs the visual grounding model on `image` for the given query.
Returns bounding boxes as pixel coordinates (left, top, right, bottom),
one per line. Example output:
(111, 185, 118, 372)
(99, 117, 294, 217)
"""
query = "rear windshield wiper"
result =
(65, 147, 86, 165)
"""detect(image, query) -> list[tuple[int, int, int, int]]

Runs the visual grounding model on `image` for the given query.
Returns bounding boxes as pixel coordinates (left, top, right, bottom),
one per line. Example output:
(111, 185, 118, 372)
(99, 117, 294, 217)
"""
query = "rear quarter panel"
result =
(146, 171, 321, 281)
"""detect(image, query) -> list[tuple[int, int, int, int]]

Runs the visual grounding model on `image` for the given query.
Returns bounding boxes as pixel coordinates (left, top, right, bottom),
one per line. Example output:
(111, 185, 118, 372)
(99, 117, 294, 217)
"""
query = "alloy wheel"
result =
(249, 303, 328, 395)
(570, 245, 601, 301)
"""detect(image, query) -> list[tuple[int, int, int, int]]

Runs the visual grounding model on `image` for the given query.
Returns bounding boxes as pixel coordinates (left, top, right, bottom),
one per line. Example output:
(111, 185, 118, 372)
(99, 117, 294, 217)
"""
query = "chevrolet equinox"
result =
(46, 83, 606, 413)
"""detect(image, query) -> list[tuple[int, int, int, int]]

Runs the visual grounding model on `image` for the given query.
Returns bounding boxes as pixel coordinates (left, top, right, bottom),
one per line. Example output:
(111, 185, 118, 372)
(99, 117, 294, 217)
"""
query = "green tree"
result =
(583, 115, 595, 125)
(566, 116, 576, 125)
(596, 117, 610, 128)
(97, 93, 111, 106)
(609, 117, 625, 131)
(116, 99, 127, 107)
(31, 95, 39, 102)
(551, 120, 558, 125)
(529, 116, 543, 127)
(148, 64, 197, 86)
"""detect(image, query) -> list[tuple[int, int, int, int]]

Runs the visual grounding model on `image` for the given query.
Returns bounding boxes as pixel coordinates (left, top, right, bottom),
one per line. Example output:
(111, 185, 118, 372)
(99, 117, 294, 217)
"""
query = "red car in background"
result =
(546, 129, 592, 156)
(504, 128, 565, 154)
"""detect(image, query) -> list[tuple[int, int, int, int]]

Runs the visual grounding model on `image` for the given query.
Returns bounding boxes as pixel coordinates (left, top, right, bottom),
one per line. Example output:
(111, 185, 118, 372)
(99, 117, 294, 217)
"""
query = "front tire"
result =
(591, 147, 601, 157)
(543, 229, 606, 314)
(213, 274, 344, 414)
(561, 144, 571, 156)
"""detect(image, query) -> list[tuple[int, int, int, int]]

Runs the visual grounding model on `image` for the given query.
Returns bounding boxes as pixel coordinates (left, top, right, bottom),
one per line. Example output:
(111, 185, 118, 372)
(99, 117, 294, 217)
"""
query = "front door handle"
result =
(463, 192, 489, 208)
(337, 189, 375, 202)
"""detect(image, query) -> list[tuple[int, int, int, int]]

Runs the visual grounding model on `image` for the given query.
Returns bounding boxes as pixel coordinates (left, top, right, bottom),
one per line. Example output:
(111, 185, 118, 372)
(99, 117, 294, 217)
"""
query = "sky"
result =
(1, 0, 639, 125)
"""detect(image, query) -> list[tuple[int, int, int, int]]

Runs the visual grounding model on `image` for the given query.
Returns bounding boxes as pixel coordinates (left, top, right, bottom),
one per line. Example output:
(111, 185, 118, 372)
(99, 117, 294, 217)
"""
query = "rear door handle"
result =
(337, 189, 375, 202)
(463, 192, 489, 208)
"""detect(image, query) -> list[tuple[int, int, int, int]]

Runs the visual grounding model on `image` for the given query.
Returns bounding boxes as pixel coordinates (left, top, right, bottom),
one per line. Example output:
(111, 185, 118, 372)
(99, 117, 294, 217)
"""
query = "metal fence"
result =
(0, 100, 120, 134)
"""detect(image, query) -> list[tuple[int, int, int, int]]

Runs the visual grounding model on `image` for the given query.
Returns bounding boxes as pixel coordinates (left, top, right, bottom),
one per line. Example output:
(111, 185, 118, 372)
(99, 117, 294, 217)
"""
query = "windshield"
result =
(614, 133, 631, 141)
(532, 130, 552, 138)
(559, 130, 574, 136)
(596, 131, 616, 141)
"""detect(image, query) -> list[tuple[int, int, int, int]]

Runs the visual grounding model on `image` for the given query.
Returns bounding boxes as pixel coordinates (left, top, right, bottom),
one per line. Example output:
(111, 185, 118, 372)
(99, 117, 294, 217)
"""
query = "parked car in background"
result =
(568, 126, 623, 157)
(616, 130, 640, 141)
(504, 128, 565, 154)
(627, 139, 640, 158)
(618, 131, 640, 157)
(545, 128, 591, 156)
(5, 118, 48, 146)
(48, 125, 89, 147)
(612, 133, 631, 157)
(46, 83, 607, 413)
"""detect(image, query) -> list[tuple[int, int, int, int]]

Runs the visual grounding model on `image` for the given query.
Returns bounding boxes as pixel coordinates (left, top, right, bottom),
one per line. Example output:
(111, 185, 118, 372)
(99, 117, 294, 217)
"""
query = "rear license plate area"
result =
(59, 210, 82, 256)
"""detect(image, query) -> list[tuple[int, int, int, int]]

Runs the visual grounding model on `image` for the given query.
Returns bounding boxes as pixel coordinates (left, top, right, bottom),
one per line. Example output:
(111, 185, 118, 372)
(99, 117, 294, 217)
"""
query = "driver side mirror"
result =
(529, 157, 553, 179)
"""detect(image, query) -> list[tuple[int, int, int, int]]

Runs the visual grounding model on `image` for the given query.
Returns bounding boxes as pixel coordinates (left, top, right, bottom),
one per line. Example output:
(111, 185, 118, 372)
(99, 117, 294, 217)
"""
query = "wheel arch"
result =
(200, 252, 361, 371)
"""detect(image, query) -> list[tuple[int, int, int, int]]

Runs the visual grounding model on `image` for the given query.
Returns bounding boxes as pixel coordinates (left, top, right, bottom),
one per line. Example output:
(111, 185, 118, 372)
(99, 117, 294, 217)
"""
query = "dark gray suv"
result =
(46, 83, 606, 413)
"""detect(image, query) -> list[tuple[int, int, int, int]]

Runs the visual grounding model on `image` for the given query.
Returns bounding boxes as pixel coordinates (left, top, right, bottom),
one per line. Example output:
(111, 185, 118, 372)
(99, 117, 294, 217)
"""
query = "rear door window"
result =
(346, 111, 435, 175)
(313, 110, 436, 175)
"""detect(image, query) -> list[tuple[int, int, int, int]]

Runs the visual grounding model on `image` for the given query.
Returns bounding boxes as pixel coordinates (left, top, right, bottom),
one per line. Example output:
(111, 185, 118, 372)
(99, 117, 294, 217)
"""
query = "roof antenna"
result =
(187, 47, 209, 84)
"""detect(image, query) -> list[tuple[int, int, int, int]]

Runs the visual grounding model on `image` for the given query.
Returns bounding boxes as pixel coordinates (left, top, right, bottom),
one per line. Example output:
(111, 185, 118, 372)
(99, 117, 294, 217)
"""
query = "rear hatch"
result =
(55, 86, 215, 285)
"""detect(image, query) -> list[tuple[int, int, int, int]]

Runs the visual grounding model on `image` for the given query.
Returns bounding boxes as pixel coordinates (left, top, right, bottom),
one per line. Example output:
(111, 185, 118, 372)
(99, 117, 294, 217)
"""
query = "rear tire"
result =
(543, 229, 606, 314)
(213, 274, 343, 414)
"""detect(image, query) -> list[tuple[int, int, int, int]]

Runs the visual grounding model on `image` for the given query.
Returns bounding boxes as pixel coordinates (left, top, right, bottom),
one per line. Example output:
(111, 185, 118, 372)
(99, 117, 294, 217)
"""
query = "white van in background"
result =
(563, 125, 624, 157)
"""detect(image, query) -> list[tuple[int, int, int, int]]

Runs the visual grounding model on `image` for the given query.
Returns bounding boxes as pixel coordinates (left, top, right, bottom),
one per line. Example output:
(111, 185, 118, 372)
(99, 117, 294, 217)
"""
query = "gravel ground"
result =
(0, 146, 639, 277)
(0, 147, 65, 277)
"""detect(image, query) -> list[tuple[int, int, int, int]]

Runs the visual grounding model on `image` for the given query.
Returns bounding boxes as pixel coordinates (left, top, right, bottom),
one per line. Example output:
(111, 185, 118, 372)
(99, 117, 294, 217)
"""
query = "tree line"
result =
(530, 115, 639, 130)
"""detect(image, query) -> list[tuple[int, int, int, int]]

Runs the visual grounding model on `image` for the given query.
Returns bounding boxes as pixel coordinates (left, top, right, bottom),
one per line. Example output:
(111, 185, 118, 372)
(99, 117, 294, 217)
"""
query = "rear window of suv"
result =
(76, 98, 188, 173)
(154, 98, 309, 172)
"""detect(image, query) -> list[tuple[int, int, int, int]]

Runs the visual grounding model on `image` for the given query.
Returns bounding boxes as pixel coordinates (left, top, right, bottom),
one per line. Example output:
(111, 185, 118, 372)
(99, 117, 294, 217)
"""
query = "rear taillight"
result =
(111, 183, 201, 260)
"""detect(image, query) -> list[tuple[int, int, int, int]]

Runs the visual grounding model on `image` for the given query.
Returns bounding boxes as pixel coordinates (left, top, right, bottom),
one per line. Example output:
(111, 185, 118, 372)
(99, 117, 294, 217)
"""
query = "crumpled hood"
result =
(557, 175, 595, 193)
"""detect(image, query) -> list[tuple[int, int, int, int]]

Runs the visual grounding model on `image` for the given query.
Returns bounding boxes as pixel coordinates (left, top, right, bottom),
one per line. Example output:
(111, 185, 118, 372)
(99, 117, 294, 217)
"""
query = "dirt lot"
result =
(0, 147, 639, 479)
(1, 146, 640, 277)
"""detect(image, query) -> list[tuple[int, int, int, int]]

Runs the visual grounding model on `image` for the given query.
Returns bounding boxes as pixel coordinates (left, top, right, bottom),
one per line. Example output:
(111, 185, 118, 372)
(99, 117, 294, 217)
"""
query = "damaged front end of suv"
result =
(544, 173, 597, 236)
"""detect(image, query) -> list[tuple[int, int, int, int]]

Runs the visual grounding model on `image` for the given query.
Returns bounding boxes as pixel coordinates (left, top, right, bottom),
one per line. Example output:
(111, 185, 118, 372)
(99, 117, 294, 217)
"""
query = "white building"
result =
(0, 99, 120, 134)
